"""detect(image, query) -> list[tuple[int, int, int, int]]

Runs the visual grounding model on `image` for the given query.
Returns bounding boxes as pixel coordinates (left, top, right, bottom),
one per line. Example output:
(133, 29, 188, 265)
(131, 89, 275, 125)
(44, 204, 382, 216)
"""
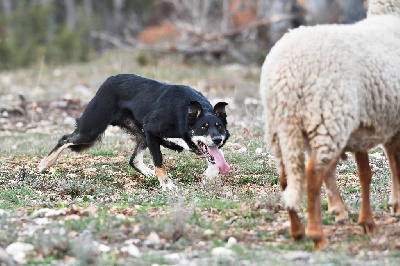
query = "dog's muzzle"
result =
(197, 141, 230, 174)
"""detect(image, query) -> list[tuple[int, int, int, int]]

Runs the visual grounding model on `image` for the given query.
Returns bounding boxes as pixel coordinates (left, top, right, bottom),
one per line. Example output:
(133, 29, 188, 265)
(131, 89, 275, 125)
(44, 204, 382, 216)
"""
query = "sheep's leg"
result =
(385, 148, 400, 216)
(280, 166, 305, 240)
(354, 151, 377, 234)
(323, 160, 349, 221)
(305, 151, 329, 249)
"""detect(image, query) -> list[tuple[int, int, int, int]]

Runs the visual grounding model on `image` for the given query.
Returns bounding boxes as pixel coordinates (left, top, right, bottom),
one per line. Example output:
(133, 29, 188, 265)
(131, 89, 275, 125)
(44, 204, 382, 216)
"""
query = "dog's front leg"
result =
(145, 132, 176, 190)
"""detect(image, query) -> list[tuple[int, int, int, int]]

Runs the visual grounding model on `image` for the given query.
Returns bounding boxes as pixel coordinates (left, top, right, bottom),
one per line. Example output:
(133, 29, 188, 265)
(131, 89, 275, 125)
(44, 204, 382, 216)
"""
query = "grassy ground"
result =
(1, 50, 400, 265)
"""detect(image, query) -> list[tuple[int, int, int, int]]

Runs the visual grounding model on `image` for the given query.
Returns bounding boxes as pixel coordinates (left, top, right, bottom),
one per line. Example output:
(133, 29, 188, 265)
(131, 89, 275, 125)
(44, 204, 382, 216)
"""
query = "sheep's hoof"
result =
(390, 200, 400, 217)
(289, 220, 305, 241)
(290, 229, 305, 241)
(329, 207, 349, 222)
(358, 219, 377, 235)
(306, 227, 329, 250)
(312, 235, 329, 250)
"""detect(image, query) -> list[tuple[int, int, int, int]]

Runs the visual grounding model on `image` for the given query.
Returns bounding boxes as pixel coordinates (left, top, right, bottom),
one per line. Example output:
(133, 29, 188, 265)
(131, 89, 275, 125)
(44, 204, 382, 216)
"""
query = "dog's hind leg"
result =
(129, 133, 154, 176)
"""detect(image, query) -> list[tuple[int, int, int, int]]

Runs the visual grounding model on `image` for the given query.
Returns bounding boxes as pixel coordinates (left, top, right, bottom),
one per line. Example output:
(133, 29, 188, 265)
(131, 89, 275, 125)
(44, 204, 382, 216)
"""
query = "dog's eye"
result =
(201, 123, 208, 130)
(216, 123, 222, 129)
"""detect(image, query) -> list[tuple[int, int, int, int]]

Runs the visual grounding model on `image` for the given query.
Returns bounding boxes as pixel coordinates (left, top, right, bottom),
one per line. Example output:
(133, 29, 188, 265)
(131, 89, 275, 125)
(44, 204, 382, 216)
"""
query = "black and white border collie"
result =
(39, 74, 230, 189)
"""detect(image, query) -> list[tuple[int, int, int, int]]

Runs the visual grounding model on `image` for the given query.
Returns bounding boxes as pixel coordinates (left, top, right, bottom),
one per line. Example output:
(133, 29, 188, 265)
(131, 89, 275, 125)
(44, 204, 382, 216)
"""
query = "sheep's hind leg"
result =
(279, 165, 305, 240)
(385, 147, 400, 216)
(354, 151, 377, 234)
(323, 160, 349, 221)
(305, 151, 330, 250)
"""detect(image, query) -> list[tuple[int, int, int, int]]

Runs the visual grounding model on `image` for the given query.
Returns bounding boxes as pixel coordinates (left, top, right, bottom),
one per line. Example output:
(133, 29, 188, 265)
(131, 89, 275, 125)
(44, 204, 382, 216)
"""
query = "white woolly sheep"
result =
(260, 0, 400, 249)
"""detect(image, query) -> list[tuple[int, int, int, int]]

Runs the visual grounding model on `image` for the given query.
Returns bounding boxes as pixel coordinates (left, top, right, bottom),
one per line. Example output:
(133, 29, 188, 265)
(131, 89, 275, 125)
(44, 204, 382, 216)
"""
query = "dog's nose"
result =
(212, 136, 222, 145)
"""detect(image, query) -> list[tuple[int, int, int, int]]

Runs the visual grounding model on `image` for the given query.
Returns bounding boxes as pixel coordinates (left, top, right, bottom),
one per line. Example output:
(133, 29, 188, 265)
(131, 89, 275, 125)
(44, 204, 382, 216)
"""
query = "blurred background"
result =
(0, 0, 366, 70)
(0, 0, 366, 139)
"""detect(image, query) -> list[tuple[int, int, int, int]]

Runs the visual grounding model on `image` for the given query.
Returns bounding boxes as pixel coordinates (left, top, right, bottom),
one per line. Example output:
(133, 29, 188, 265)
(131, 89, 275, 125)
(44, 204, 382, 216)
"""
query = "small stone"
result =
(6, 242, 34, 264)
(211, 247, 234, 257)
(98, 244, 111, 252)
(121, 244, 140, 257)
(146, 232, 161, 246)
(255, 148, 263, 154)
(225, 237, 237, 248)
(204, 229, 214, 236)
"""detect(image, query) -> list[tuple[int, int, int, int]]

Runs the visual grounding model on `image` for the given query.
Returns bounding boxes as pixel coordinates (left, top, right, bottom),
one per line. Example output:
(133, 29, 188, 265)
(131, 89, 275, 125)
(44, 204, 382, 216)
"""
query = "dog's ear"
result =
(188, 101, 203, 125)
(214, 102, 228, 119)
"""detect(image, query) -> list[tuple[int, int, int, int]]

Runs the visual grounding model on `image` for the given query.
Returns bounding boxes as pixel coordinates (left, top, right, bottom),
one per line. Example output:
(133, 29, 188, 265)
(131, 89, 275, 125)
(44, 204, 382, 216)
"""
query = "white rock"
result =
(121, 244, 141, 257)
(225, 237, 237, 248)
(204, 229, 214, 236)
(98, 244, 111, 252)
(147, 231, 161, 246)
(211, 247, 234, 257)
(255, 148, 263, 154)
(6, 242, 34, 264)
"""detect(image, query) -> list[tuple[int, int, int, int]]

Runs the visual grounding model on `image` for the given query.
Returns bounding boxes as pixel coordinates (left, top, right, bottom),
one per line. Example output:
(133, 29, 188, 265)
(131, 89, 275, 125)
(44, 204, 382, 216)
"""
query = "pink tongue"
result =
(207, 146, 230, 174)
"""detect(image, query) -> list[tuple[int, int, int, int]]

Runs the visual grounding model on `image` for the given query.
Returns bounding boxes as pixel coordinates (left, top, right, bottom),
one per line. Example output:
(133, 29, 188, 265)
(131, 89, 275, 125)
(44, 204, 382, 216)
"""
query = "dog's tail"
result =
(39, 94, 115, 173)
(68, 117, 104, 152)
(70, 95, 115, 150)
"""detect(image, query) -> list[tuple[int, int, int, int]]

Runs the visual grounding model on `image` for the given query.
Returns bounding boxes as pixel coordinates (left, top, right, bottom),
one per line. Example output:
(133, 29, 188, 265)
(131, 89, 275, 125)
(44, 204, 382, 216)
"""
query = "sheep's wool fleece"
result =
(260, 0, 400, 209)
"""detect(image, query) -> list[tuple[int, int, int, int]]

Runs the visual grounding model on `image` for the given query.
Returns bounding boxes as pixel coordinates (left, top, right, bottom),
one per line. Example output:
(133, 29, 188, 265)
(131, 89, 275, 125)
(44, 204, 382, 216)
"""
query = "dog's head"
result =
(187, 101, 230, 174)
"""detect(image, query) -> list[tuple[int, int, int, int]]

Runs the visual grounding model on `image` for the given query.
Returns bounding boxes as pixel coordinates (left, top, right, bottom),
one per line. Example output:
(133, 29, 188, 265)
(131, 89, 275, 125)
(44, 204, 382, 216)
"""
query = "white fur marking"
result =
(192, 136, 212, 146)
(133, 150, 155, 176)
(203, 161, 220, 184)
(161, 178, 177, 191)
(38, 143, 73, 173)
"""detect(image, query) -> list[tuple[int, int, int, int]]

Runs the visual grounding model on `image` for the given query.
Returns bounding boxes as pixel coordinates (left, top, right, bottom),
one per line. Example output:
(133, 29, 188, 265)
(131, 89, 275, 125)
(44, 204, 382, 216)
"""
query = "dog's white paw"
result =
(202, 162, 220, 184)
(142, 168, 155, 177)
(161, 178, 177, 191)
